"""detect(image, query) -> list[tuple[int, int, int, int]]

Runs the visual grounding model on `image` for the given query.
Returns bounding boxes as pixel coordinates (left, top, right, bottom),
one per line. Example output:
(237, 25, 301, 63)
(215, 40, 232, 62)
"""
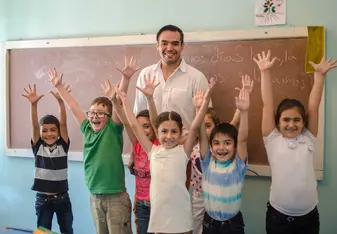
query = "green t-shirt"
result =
(80, 118, 125, 194)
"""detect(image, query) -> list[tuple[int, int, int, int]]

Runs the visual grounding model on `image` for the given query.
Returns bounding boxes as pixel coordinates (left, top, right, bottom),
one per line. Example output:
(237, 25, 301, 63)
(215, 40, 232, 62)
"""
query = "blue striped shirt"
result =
(201, 151, 247, 221)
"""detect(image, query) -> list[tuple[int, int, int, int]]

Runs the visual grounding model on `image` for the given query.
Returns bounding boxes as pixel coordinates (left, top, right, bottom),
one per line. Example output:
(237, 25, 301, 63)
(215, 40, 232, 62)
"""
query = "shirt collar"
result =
(152, 58, 187, 73)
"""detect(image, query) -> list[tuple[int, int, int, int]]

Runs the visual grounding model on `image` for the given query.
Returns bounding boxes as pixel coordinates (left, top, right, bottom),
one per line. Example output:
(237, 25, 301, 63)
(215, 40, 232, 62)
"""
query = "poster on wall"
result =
(255, 0, 286, 26)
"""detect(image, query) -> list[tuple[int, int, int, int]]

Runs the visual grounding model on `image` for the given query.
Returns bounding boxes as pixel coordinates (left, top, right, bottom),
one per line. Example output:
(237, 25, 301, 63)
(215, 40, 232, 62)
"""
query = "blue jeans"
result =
(134, 199, 152, 234)
(35, 192, 74, 234)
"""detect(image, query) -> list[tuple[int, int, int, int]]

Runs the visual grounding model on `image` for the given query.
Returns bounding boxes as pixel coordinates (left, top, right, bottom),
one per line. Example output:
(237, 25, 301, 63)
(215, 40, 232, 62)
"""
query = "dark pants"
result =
(134, 199, 152, 234)
(266, 202, 319, 234)
(35, 192, 74, 234)
(202, 211, 245, 234)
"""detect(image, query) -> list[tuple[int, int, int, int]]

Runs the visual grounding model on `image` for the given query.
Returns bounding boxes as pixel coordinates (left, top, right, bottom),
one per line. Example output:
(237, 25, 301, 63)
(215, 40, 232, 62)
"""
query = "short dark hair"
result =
(206, 107, 220, 125)
(209, 123, 238, 147)
(91, 97, 112, 115)
(156, 24, 184, 44)
(275, 98, 307, 129)
(136, 109, 150, 119)
(155, 111, 183, 132)
(39, 115, 60, 131)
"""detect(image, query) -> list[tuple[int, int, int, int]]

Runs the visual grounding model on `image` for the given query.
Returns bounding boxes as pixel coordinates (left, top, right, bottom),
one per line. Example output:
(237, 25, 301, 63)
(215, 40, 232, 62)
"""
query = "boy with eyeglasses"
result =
(48, 56, 140, 234)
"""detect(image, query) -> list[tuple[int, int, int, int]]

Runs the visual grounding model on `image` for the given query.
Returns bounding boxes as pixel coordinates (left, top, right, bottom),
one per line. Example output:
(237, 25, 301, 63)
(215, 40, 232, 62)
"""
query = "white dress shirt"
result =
(133, 59, 209, 131)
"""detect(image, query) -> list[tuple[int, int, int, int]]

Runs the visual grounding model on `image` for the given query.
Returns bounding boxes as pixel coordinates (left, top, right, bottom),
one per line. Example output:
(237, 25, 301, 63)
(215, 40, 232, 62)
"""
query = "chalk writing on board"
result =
(33, 67, 48, 80)
(211, 46, 244, 64)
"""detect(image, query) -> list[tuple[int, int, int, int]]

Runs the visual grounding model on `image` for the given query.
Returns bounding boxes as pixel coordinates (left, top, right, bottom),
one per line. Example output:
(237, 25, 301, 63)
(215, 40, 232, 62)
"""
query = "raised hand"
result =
(204, 76, 217, 100)
(136, 74, 160, 97)
(235, 88, 250, 112)
(21, 84, 44, 104)
(241, 74, 254, 94)
(50, 84, 71, 101)
(48, 68, 63, 87)
(253, 50, 277, 72)
(309, 57, 337, 75)
(101, 79, 120, 101)
(116, 56, 141, 78)
(193, 88, 204, 109)
(115, 86, 128, 102)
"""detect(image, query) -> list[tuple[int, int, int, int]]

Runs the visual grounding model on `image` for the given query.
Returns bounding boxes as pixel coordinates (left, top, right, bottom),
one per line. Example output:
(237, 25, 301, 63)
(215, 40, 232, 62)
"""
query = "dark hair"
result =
(275, 98, 307, 128)
(156, 24, 184, 45)
(209, 123, 238, 147)
(91, 97, 112, 115)
(39, 115, 60, 131)
(155, 111, 183, 132)
(136, 109, 150, 119)
(206, 107, 220, 125)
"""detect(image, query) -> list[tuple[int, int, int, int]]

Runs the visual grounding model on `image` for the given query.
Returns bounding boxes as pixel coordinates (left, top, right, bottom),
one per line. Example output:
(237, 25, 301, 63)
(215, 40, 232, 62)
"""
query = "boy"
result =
(48, 57, 139, 234)
(22, 84, 74, 234)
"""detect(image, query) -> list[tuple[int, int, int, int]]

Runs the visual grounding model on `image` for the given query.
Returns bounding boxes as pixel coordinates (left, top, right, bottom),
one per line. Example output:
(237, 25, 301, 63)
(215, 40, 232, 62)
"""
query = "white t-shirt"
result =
(133, 59, 209, 131)
(264, 128, 318, 216)
(148, 144, 193, 233)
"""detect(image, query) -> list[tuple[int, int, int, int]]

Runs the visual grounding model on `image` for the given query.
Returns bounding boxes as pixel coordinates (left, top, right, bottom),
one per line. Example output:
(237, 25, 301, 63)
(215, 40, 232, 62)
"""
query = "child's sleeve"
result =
(263, 127, 281, 146)
(148, 144, 159, 160)
(80, 118, 90, 134)
(235, 153, 248, 177)
(201, 150, 211, 171)
(58, 137, 70, 153)
(31, 138, 43, 156)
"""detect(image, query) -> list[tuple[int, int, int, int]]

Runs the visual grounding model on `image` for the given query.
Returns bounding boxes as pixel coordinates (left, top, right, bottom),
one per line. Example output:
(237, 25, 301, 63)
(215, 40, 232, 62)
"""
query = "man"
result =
(133, 24, 210, 132)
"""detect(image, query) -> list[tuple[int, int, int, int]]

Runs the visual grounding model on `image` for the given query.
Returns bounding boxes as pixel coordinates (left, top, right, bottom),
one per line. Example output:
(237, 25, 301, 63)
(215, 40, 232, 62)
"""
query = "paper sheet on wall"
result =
(305, 26, 325, 73)
(255, 0, 286, 26)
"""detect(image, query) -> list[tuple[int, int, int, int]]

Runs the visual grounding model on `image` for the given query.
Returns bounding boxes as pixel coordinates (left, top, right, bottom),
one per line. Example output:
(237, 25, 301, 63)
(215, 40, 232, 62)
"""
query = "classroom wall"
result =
(1, 0, 337, 233)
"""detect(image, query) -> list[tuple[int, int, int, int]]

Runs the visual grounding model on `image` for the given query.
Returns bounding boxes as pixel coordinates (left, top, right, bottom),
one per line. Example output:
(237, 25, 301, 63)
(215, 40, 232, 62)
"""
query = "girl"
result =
(198, 86, 250, 234)
(117, 74, 215, 234)
(190, 75, 253, 234)
(254, 50, 336, 234)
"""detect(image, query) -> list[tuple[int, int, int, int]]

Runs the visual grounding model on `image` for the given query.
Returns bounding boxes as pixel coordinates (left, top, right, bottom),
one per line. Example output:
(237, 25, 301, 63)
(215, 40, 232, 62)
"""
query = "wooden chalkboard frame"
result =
(2, 26, 325, 179)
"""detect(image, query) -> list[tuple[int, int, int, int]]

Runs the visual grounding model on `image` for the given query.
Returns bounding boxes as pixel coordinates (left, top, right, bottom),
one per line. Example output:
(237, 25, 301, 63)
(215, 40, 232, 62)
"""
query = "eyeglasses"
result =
(86, 111, 111, 118)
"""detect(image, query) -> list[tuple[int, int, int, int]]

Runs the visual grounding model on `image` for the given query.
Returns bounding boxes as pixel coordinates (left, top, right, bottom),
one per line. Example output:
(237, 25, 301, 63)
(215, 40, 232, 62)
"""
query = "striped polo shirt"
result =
(31, 137, 69, 193)
(202, 151, 247, 221)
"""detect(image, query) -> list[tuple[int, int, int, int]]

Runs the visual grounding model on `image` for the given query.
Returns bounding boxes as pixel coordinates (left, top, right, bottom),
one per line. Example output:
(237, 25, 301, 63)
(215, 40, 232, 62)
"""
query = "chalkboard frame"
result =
(2, 26, 324, 179)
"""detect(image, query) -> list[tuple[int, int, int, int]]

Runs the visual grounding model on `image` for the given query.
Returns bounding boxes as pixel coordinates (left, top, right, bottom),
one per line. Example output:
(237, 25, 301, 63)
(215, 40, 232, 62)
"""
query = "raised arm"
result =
(113, 56, 141, 125)
(230, 74, 254, 128)
(48, 68, 86, 126)
(136, 74, 160, 134)
(50, 85, 71, 143)
(193, 88, 209, 159)
(235, 89, 250, 162)
(116, 88, 153, 155)
(185, 78, 216, 156)
(21, 84, 44, 145)
(307, 57, 337, 136)
(102, 79, 137, 145)
(253, 50, 277, 136)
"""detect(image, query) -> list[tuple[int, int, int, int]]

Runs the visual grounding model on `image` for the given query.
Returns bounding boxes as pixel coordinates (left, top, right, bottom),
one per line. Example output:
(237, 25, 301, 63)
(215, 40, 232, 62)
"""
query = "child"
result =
(116, 74, 215, 234)
(48, 56, 139, 234)
(190, 75, 253, 234)
(22, 84, 74, 234)
(107, 79, 159, 234)
(254, 50, 336, 234)
(198, 86, 250, 234)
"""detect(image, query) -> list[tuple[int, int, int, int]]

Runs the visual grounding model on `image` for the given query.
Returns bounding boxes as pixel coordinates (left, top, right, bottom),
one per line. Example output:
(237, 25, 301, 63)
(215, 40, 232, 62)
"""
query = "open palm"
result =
(136, 74, 160, 97)
(21, 84, 44, 104)
(116, 56, 141, 78)
(48, 68, 63, 87)
(193, 88, 204, 109)
(309, 57, 337, 75)
(236, 89, 250, 111)
(101, 79, 119, 100)
(51, 84, 71, 101)
(253, 50, 277, 72)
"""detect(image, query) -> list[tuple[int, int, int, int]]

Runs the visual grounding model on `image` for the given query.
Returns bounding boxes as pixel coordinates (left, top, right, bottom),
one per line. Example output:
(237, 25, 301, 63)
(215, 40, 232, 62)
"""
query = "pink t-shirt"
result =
(133, 139, 160, 201)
